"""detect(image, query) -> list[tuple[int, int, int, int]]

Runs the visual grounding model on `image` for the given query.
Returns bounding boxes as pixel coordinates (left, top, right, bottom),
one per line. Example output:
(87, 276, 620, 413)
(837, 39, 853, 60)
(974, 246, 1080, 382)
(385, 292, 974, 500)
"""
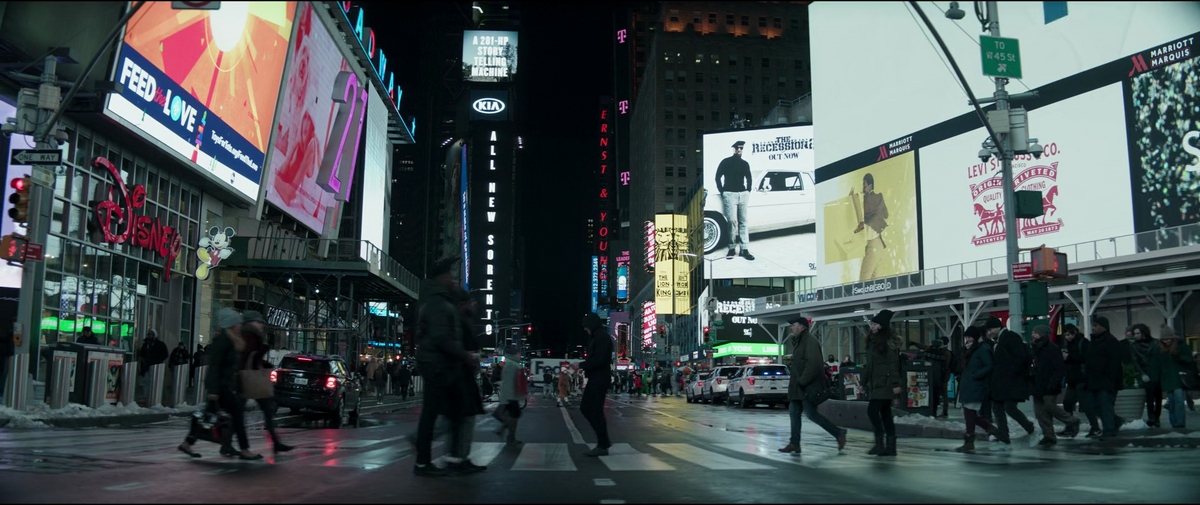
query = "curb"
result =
(41, 413, 172, 429)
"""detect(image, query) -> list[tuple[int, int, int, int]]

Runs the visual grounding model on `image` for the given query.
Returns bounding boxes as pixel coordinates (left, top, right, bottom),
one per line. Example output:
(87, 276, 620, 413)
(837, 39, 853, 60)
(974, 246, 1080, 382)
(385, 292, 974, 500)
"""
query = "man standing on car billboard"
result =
(716, 140, 755, 261)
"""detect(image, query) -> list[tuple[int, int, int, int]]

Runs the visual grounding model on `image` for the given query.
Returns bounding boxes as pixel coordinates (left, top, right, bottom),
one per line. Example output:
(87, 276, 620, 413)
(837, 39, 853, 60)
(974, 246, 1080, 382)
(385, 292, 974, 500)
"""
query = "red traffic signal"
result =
(526, 326, 532, 331)
(8, 176, 32, 224)
(0, 234, 29, 262)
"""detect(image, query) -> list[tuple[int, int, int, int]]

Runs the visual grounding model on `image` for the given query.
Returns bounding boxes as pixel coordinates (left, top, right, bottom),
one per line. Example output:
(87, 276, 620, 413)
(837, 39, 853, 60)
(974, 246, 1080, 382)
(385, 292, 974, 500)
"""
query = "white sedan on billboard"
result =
(703, 170, 816, 254)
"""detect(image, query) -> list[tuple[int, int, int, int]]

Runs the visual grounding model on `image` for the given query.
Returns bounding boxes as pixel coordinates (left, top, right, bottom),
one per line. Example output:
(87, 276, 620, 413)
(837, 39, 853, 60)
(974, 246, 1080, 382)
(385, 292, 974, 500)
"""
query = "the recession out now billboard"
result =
(266, 2, 366, 235)
(702, 126, 815, 280)
(463, 30, 518, 83)
(106, 2, 297, 202)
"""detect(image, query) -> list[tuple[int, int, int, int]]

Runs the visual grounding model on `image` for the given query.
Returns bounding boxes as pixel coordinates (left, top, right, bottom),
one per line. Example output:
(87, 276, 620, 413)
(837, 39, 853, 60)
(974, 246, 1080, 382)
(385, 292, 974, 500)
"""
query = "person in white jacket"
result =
(494, 346, 524, 445)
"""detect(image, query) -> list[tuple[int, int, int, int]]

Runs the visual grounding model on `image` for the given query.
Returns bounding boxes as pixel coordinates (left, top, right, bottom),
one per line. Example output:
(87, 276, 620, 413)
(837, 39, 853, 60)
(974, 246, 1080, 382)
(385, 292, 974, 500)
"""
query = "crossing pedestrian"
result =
(1030, 325, 1079, 446)
(1084, 316, 1124, 439)
(984, 316, 1037, 440)
(494, 345, 525, 445)
(397, 364, 412, 401)
(580, 313, 614, 456)
(1149, 325, 1192, 429)
(542, 369, 555, 399)
(864, 310, 902, 456)
(1130, 324, 1161, 427)
(446, 288, 486, 474)
(178, 308, 261, 460)
(779, 317, 846, 455)
(412, 256, 473, 477)
(1058, 324, 1096, 438)
(956, 325, 1005, 451)
(240, 311, 292, 454)
(558, 365, 572, 407)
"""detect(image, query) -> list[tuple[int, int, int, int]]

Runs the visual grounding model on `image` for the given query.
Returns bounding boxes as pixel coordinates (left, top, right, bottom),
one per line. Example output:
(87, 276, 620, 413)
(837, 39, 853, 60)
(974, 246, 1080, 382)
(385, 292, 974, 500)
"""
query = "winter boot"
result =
(878, 435, 897, 456)
(954, 434, 976, 453)
(987, 426, 1011, 444)
(867, 433, 884, 455)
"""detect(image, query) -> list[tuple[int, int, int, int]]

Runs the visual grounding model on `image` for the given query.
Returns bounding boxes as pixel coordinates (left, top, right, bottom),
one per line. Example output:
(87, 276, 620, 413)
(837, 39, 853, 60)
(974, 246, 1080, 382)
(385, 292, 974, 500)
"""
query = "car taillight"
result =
(747, 377, 755, 386)
(325, 376, 338, 389)
(270, 370, 278, 383)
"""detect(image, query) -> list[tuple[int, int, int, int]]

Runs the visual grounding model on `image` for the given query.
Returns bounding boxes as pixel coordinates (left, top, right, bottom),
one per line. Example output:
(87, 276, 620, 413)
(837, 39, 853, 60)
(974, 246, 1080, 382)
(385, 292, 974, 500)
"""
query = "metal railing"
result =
(753, 223, 1200, 312)
(235, 236, 421, 297)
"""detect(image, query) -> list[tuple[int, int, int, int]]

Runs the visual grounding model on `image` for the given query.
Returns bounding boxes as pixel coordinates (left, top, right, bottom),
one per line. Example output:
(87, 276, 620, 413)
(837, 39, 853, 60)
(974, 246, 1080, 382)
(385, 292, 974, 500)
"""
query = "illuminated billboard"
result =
(360, 82, 390, 260)
(463, 30, 519, 83)
(702, 125, 815, 280)
(105, 2, 296, 201)
(817, 151, 919, 286)
(266, 2, 365, 234)
(616, 250, 630, 302)
(654, 214, 689, 314)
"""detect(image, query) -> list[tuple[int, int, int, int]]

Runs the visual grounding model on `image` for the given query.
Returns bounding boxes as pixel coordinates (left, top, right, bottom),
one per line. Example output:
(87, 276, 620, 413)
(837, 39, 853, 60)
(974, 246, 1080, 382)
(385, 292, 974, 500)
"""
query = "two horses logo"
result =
(970, 162, 1063, 246)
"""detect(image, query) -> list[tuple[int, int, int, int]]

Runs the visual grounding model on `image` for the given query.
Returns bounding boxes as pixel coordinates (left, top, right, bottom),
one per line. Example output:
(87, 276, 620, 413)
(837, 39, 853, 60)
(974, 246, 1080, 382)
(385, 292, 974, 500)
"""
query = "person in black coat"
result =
(580, 313, 615, 457)
(76, 326, 100, 345)
(241, 311, 292, 454)
(956, 325, 1004, 452)
(1084, 316, 1124, 438)
(178, 309, 261, 460)
(1057, 324, 1095, 437)
(397, 364, 412, 400)
(1030, 326, 1079, 446)
(983, 317, 1036, 439)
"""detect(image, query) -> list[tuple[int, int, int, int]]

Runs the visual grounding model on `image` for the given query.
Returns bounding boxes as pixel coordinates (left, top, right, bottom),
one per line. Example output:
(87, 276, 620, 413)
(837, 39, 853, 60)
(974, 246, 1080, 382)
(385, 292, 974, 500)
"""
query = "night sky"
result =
(378, 2, 617, 356)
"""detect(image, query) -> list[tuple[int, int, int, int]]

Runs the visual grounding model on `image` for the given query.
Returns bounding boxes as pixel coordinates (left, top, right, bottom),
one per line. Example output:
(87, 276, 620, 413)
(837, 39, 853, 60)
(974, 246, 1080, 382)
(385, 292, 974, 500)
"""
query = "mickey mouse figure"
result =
(196, 227, 235, 280)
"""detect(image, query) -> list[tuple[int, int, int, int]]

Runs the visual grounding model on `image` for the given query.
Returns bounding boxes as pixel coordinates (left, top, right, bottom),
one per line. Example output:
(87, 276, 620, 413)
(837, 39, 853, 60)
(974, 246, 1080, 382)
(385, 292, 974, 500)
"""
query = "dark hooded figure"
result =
(579, 313, 614, 457)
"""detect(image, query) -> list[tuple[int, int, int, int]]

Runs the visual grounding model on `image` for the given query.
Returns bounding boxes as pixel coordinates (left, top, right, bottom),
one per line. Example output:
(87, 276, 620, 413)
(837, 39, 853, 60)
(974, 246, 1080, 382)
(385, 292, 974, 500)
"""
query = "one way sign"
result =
(10, 149, 62, 166)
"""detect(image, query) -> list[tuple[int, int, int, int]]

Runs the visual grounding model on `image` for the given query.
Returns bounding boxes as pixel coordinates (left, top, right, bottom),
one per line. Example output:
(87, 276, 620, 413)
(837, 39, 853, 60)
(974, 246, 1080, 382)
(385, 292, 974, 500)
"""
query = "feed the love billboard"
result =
(105, 2, 296, 202)
(918, 83, 1136, 271)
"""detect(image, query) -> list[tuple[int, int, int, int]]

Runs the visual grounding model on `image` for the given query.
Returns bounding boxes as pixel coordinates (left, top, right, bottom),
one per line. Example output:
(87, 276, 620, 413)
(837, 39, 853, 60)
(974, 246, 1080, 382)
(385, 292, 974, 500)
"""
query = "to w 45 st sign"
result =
(980, 35, 1022, 79)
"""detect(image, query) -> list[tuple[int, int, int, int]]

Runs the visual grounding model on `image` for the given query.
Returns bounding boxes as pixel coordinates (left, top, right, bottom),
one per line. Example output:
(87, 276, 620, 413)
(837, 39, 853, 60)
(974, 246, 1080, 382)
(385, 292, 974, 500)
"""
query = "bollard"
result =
(49, 358, 72, 409)
(147, 363, 166, 407)
(119, 361, 138, 407)
(3, 354, 29, 410)
(191, 365, 208, 405)
(171, 364, 189, 407)
(87, 360, 108, 408)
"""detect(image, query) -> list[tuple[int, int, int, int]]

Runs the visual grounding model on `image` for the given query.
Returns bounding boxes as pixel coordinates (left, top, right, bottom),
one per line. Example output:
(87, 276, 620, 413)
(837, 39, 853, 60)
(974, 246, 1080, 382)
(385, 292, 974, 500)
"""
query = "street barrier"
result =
(171, 364, 189, 407)
(119, 362, 138, 406)
(191, 365, 208, 405)
(3, 353, 29, 410)
(49, 358, 71, 409)
(86, 360, 107, 408)
(147, 363, 166, 407)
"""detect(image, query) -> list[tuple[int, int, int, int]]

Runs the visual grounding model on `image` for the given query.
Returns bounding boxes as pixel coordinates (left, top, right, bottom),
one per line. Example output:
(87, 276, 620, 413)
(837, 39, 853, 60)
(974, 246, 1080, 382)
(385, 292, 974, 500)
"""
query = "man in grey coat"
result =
(779, 317, 846, 454)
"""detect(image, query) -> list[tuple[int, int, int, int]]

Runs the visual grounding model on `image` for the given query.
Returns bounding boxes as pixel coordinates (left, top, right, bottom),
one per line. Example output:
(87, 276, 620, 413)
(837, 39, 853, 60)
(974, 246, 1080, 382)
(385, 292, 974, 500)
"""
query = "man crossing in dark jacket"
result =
(1084, 316, 1124, 439)
(778, 317, 846, 455)
(580, 313, 614, 457)
(1058, 324, 1096, 437)
(1030, 325, 1079, 446)
(984, 317, 1036, 440)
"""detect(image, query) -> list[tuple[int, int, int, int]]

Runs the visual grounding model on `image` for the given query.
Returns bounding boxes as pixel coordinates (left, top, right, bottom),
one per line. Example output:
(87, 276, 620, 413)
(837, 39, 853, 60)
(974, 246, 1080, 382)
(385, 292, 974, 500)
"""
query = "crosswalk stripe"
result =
(321, 444, 415, 469)
(715, 443, 871, 469)
(511, 443, 577, 471)
(598, 443, 675, 471)
(649, 443, 773, 470)
(560, 408, 586, 445)
(433, 442, 506, 467)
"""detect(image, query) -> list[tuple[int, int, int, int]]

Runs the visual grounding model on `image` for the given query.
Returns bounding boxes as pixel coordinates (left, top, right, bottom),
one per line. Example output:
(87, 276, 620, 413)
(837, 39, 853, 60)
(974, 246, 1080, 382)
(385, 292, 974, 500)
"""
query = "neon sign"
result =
(335, 2, 412, 137)
(92, 157, 182, 280)
(597, 100, 613, 303)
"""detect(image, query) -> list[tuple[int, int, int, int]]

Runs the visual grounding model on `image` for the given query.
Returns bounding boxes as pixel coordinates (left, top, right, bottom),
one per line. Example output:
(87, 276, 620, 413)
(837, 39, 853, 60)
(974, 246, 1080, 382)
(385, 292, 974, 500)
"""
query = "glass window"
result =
(746, 94, 753, 104)
(712, 111, 720, 122)
(711, 54, 719, 65)
(693, 12, 700, 24)
(794, 59, 802, 70)
(745, 112, 754, 123)
(774, 18, 782, 28)
(791, 18, 799, 29)
(711, 73, 720, 89)
(70, 168, 87, 205)
(146, 171, 159, 205)
(709, 13, 716, 24)
(669, 10, 679, 22)
(679, 128, 687, 139)
(678, 167, 687, 178)
(726, 14, 733, 25)
(759, 16, 767, 28)
(45, 234, 62, 272)
(665, 147, 673, 159)
(678, 186, 686, 196)
(665, 110, 673, 120)
(696, 129, 705, 139)
(665, 166, 674, 177)
(666, 186, 674, 197)
(678, 111, 686, 120)
(695, 91, 704, 102)
(170, 182, 181, 209)
(66, 203, 84, 239)
(665, 70, 674, 81)
(745, 75, 752, 85)
(763, 94, 771, 105)
(780, 77, 788, 88)
(741, 15, 749, 26)
(665, 128, 673, 140)
(43, 271, 61, 311)
(729, 55, 737, 66)
(677, 90, 685, 102)
(729, 75, 737, 84)
(665, 89, 673, 102)
(712, 92, 719, 102)
(762, 57, 770, 68)
(73, 133, 93, 167)
(729, 94, 737, 103)
(678, 149, 686, 160)
(678, 70, 687, 81)
(696, 111, 704, 121)
(695, 72, 703, 83)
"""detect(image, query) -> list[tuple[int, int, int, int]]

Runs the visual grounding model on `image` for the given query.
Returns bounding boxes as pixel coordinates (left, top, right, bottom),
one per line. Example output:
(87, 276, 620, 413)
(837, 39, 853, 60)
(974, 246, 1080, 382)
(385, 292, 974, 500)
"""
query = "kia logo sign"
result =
(472, 97, 506, 114)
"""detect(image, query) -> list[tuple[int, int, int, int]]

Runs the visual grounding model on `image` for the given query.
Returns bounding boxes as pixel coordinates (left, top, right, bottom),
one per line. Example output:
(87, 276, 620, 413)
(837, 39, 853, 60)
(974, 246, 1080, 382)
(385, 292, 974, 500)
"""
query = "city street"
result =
(2, 393, 1197, 503)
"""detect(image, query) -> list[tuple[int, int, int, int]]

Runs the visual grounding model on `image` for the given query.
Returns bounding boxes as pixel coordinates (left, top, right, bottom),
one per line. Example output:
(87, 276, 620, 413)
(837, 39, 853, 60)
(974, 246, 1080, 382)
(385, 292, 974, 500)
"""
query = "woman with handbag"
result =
(241, 311, 292, 454)
(863, 310, 903, 456)
(178, 309, 262, 460)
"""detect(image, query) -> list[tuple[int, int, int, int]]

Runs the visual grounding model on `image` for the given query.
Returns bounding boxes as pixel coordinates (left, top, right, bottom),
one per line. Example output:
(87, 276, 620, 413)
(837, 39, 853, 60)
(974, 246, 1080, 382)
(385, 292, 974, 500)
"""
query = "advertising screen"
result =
(1127, 53, 1200, 242)
(920, 83, 1135, 270)
(654, 214, 689, 314)
(709, 285, 786, 344)
(265, 2, 357, 234)
(817, 151, 919, 286)
(469, 90, 510, 122)
(702, 126, 815, 280)
(106, 2, 296, 201)
(616, 250, 630, 302)
(462, 30, 519, 83)
(360, 82, 389, 260)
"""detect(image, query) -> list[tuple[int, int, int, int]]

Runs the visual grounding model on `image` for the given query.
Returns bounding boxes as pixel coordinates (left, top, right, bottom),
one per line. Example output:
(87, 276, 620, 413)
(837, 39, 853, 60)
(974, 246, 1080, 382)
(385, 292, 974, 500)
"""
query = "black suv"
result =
(272, 354, 362, 428)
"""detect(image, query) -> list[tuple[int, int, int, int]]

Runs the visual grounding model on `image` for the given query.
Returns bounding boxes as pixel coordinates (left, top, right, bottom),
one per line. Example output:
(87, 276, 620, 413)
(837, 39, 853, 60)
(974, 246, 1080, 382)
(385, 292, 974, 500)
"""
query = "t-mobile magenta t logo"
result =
(617, 29, 627, 43)
(619, 100, 629, 114)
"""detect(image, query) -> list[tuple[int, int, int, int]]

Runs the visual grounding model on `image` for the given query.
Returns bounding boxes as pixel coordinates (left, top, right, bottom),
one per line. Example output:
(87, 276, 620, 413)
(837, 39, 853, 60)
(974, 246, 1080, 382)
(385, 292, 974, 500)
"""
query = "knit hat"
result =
(871, 309, 894, 327)
(787, 316, 810, 328)
(218, 308, 242, 329)
(1092, 316, 1111, 332)
(1159, 325, 1179, 341)
(964, 325, 983, 339)
(242, 311, 264, 324)
(1032, 325, 1052, 339)
(984, 316, 1004, 330)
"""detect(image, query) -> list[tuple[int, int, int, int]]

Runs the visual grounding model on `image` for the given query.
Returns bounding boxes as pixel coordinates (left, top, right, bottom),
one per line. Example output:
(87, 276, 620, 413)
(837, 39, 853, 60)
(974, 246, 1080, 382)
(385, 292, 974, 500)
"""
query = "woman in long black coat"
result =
(987, 318, 1037, 439)
(863, 310, 903, 457)
(956, 326, 1004, 452)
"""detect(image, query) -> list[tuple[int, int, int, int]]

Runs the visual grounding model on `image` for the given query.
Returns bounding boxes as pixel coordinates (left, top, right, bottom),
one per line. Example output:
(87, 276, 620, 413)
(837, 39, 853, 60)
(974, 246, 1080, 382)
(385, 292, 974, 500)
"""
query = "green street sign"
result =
(712, 342, 780, 358)
(980, 35, 1022, 79)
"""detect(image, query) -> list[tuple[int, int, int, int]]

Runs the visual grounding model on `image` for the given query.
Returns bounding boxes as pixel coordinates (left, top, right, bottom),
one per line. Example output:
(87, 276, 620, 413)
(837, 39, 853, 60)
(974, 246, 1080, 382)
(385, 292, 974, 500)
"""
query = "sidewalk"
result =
(0, 391, 424, 430)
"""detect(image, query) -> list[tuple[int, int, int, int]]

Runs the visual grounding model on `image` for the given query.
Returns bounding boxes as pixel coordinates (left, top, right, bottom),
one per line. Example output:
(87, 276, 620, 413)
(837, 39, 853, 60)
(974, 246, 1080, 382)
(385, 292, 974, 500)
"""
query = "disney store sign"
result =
(92, 157, 183, 280)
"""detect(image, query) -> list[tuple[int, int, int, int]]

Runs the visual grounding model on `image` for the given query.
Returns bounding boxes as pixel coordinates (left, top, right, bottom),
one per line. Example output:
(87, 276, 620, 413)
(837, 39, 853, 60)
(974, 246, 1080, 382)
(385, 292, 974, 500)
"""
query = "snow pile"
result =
(894, 414, 967, 432)
(1120, 419, 1150, 431)
(0, 400, 202, 429)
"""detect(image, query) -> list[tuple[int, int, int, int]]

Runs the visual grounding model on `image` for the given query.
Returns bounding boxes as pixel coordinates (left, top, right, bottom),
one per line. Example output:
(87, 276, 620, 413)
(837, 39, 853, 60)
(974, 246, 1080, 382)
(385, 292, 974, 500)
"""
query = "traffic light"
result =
(703, 326, 711, 343)
(8, 176, 31, 224)
(526, 326, 532, 331)
(0, 234, 28, 262)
